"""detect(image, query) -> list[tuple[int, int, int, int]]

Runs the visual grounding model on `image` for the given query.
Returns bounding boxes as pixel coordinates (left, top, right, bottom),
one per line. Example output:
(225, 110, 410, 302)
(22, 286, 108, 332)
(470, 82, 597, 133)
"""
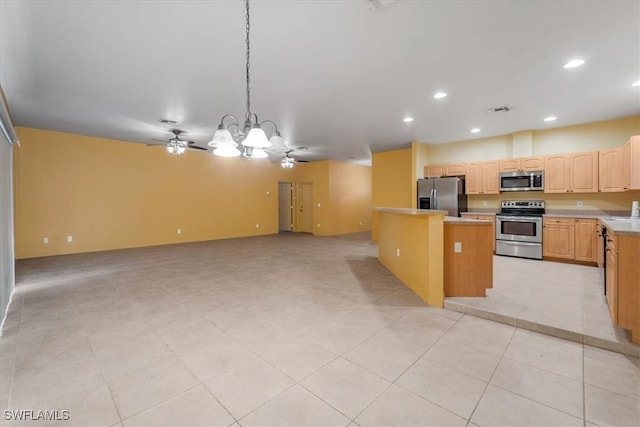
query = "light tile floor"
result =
(446, 254, 640, 357)
(1, 232, 638, 426)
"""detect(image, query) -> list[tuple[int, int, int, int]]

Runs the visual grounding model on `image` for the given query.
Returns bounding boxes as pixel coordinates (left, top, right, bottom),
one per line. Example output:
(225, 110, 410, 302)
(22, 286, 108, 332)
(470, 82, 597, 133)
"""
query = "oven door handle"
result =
(497, 216, 541, 222)
(497, 240, 541, 247)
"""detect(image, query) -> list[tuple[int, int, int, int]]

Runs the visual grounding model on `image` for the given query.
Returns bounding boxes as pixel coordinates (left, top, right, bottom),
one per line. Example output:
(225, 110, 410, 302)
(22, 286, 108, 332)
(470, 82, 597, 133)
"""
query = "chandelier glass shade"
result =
(208, 0, 284, 160)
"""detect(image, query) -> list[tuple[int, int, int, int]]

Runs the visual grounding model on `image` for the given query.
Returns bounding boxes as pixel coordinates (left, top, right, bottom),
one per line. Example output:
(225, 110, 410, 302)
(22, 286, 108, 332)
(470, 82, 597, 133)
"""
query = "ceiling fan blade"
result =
(186, 145, 208, 151)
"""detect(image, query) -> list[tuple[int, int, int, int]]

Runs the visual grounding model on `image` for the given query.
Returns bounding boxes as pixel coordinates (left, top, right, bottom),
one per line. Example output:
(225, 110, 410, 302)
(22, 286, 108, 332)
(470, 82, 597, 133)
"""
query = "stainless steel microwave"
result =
(499, 171, 544, 192)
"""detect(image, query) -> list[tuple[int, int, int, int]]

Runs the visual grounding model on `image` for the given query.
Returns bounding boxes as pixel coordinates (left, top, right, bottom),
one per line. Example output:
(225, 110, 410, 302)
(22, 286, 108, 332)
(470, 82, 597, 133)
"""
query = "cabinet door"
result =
(465, 162, 482, 194)
(599, 148, 624, 192)
(481, 160, 500, 194)
(543, 219, 575, 259)
(521, 156, 544, 171)
(624, 135, 640, 190)
(425, 166, 445, 178)
(606, 247, 618, 323)
(499, 159, 520, 172)
(575, 219, 597, 262)
(571, 152, 598, 193)
(544, 155, 570, 193)
(445, 163, 466, 176)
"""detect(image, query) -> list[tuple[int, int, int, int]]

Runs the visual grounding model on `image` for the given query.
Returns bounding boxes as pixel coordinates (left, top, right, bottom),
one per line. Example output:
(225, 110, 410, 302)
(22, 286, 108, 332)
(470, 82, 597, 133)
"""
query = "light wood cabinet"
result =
(460, 213, 496, 252)
(544, 151, 598, 193)
(599, 147, 625, 192)
(466, 160, 499, 195)
(543, 217, 598, 263)
(574, 219, 597, 262)
(543, 217, 575, 259)
(606, 236, 618, 323)
(424, 163, 466, 178)
(622, 135, 640, 190)
(499, 156, 544, 172)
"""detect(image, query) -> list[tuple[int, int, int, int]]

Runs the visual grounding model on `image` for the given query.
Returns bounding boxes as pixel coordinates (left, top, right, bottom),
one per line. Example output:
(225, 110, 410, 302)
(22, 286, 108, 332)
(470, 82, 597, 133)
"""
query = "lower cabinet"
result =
(542, 217, 597, 263)
(460, 213, 496, 252)
(604, 229, 640, 344)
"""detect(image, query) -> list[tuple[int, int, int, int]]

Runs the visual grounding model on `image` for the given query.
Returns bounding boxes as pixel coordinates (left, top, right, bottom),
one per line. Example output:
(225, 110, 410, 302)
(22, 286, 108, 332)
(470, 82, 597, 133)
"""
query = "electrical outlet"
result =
(317, 223, 321, 228)
(317, 203, 321, 208)
(454, 242, 462, 253)
(577, 201, 583, 208)
(359, 221, 363, 226)
(396, 248, 400, 257)
(67, 235, 73, 242)
(482, 200, 488, 207)
(177, 228, 182, 234)
(43, 237, 49, 244)
(255, 224, 259, 228)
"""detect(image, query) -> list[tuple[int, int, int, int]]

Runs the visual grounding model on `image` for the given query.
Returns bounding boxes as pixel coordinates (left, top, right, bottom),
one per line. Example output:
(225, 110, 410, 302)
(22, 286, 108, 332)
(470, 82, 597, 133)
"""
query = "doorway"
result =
(278, 182, 293, 232)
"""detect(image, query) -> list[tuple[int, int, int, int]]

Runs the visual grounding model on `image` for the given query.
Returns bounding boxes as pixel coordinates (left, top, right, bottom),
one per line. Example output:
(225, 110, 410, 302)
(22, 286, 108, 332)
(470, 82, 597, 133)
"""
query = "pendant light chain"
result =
(245, 0, 251, 121)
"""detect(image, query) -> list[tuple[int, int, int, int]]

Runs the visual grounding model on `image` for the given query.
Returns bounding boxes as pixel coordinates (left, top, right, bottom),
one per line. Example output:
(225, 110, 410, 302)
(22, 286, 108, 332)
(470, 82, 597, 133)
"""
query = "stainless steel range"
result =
(496, 200, 545, 260)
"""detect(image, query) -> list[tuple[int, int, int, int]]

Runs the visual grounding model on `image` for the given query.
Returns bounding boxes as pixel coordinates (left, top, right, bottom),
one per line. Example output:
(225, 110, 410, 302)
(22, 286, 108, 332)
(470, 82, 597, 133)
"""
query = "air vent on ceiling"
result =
(366, 0, 396, 12)
(159, 119, 178, 124)
(487, 106, 514, 113)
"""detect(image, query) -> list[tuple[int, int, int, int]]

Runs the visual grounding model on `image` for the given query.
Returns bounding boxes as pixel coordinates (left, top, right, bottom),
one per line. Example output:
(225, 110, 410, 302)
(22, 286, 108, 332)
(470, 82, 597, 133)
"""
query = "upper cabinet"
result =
(622, 136, 640, 190)
(465, 160, 499, 194)
(599, 147, 624, 192)
(544, 151, 598, 193)
(499, 156, 544, 172)
(424, 163, 466, 178)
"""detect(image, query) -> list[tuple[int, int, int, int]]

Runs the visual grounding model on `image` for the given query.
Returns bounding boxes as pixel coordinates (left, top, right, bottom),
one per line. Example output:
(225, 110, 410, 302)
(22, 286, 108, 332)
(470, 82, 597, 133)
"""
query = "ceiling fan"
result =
(280, 149, 309, 168)
(150, 129, 208, 156)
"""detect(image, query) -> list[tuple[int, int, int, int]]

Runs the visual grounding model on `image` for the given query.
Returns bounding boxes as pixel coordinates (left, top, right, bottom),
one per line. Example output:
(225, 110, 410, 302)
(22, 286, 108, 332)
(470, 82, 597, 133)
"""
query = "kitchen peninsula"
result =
(372, 207, 493, 308)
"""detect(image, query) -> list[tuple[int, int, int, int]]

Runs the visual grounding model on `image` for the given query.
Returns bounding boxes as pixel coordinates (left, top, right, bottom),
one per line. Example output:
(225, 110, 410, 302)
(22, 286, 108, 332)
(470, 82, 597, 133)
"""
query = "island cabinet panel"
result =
(460, 213, 496, 251)
(444, 222, 493, 297)
(542, 217, 575, 259)
(599, 147, 624, 192)
(574, 219, 597, 262)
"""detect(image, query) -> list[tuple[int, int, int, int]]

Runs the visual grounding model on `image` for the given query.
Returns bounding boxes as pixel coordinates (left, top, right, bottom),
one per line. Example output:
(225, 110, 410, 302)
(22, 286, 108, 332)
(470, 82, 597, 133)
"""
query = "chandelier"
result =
(208, 0, 284, 159)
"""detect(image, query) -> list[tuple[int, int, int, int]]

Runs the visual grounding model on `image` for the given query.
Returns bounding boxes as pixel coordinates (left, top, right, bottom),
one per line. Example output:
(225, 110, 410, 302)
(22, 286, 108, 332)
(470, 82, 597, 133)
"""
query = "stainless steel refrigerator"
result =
(417, 177, 467, 217)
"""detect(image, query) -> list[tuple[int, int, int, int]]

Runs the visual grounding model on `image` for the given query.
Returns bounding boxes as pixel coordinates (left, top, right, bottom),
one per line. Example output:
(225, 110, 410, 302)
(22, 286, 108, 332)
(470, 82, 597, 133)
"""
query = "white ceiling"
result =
(1, 0, 639, 164)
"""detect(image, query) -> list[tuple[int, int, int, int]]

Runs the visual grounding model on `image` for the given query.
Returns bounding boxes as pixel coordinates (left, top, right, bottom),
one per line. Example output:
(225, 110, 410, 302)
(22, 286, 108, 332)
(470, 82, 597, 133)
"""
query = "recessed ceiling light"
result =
(470, 128, 481, 133)
(563, 59, 585, 69)
(544, 116, 557, 122)
(632, 80, 640, 87)
(433, 92, 447, 99)
(403, 117, 414, 123)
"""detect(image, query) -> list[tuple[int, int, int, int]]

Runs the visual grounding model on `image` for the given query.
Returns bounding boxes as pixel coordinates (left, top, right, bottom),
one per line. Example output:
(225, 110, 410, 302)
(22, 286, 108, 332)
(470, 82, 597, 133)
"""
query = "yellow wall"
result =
(532, 116, 640, 155)
(424, 134, 513, 164)
(14, 127, 372, 259)
(326, 161, 372, 235)
(371, 148, 413, 208)
(371, 148, 414, 241)
(377, 211, 444, 307)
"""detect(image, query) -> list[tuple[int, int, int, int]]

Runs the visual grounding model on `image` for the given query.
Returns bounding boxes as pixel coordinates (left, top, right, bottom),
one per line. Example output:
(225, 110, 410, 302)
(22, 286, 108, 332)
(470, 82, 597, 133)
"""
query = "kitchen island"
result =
(371, 207, 493, 308)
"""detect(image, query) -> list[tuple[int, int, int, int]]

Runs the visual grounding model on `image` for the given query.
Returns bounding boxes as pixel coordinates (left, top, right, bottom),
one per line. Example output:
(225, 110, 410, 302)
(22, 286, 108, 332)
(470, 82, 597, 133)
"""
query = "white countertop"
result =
(445, 216, 493, 224)
(371, 207, 447, 216)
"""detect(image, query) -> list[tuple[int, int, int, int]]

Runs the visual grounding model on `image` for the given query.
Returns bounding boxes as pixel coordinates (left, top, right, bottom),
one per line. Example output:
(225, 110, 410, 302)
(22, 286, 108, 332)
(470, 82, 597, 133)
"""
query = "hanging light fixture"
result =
(208, 0, 283, 158)
(166, 138, 187, 156)
(281, 153, 295, 169)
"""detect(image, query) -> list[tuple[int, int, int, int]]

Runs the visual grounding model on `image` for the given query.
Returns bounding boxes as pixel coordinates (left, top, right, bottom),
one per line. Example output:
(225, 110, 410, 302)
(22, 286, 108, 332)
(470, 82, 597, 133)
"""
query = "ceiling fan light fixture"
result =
(167, 141, 187, 156)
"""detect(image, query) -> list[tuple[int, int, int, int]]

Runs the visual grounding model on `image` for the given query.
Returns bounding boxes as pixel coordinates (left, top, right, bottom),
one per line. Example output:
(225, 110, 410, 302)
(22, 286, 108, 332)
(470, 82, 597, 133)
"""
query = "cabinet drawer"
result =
(543, 217, 574, 226)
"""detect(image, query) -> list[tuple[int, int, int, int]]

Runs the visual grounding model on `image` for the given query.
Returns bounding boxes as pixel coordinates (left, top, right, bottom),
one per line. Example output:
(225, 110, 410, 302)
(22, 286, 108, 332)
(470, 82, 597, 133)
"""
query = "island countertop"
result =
(371, 207, 447, 216)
